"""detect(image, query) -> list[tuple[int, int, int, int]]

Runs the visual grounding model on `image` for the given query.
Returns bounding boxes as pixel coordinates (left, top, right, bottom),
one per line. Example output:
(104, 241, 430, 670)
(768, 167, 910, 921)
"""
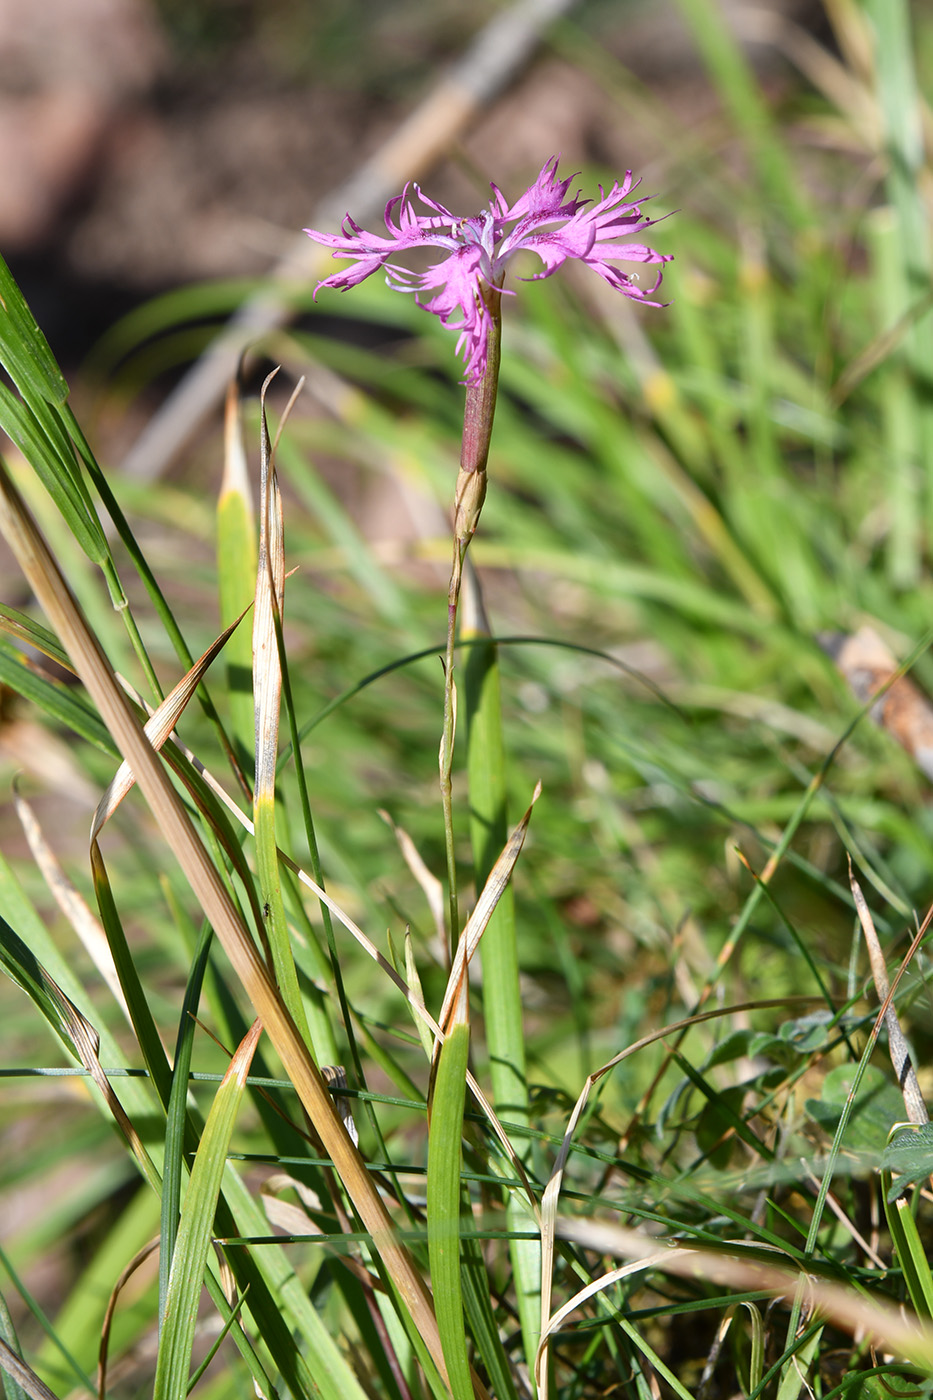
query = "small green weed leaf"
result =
(745, 1013, 837, 1069)
(883, 1124, 933, 1199)
(704, 1029, 755, 1070)
(777, 1011, 835, 1053)
(805, 1065, 904, 1154)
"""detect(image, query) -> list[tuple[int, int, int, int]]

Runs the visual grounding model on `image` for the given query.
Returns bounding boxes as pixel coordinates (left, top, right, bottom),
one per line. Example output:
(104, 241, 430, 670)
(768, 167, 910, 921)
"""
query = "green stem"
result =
(439, 286, 501, 960)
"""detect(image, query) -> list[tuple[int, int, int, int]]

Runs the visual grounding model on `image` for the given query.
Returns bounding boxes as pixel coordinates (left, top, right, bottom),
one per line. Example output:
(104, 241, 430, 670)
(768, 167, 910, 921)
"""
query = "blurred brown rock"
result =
(823, 626, 933, 782)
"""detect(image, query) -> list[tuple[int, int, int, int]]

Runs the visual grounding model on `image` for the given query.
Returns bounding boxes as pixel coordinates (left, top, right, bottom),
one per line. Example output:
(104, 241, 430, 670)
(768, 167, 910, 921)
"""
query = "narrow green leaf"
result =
(252, 376, 321, 1056)
(0, 632, 114, 755)
(0, 1289, 29, 1400)
(427, 1017, 474, 1400)
(741, 1301, 765, 1394)
(160, 919, 214, 1325)
(459, 1230, 519, 1400)
(885, 1188, 933, 1320)
(0, 250, 69, 405)
(462, 574, 540, 1378)
(775, 1321, 823, 1400)
(0, 396, 104, 561)
(864, 0, 933, 551)
(90, 843, 173, 1110)
(883, 1127, 933, 1320)
(155, 1020, 262, 1400)
(0, 602, 74, 672)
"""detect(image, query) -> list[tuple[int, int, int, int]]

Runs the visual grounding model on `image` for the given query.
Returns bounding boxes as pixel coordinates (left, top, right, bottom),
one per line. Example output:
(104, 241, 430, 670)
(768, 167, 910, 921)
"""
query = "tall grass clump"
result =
(4, 2, 933, 1398)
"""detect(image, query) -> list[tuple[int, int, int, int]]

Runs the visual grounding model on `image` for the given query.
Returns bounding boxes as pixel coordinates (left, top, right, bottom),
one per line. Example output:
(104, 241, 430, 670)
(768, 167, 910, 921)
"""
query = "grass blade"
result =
(462, 565, 541, 1378)
(155, 1020, 261, 1400)
(0, 452, 456, 1390)
(428, 990, 474, 1400)
(217, 376, 257, 774)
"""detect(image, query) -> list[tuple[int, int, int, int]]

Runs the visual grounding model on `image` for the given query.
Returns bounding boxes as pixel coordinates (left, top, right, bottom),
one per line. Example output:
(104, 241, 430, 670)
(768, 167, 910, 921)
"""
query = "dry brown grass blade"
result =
(12, 781, 130, 1020)
(549, 1218, 933, 1373)
(849, 857, 929, 1126)
(379, 808, 447, 956)
(120, 701, 540, 1214)
(38, 964, 159, 1191)
(0, 1336, 63, 1400)
(149, 689, 542, 1216)
(92, 612, 247, 838)
(747, 7, 879, 149)
(824, 626, 933, 780)
(435, 782, 541, 1044)
(0, 459, 460, 1394)
(97, 1238, 160, 1400)
(252, 369, 290, 807)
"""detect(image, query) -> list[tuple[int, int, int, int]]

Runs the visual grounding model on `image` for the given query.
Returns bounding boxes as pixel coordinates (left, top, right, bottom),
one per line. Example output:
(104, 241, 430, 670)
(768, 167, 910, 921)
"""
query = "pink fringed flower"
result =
(304, 157, 671, 384)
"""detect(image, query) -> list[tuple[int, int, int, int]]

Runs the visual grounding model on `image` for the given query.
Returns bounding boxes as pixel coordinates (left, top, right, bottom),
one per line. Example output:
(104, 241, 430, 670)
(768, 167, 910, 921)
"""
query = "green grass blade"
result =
(217, 1166, 373, 1400)
(89, 843, 173, 1109)
(0, 395, 104, 562)
(885, 1190, 933, 1320)
(155, 1020, 261, 1400)
(0, 1242, 94, 1397)
(459, 1229, 520, 1400)
(427, 1013, 474, 1400)
(252, 378, 320, 1055)
(882, 1136, 933, 1321)
(867, 208, 921, 587)
(0, 251, 68, 405)
(160, 919, 213, 1325)
(742, 1301, 765, 1394)
(0, 602, 77, 673)
(462, 571, 541, 1378)
(0, 1288, 29, 1400)
(0, 631, 115, 755)
(863, 0, 933, 547)
(775, 1321, 823, 1400)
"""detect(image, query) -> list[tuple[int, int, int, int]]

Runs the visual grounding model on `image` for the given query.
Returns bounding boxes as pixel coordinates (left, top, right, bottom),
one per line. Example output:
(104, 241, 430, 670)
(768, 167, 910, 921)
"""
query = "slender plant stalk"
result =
(440, 286, 501, 956)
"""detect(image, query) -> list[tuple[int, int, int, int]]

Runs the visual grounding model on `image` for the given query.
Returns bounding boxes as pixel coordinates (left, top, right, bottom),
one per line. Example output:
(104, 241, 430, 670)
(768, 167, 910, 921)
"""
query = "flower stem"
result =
(440, 286, 501, 959)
